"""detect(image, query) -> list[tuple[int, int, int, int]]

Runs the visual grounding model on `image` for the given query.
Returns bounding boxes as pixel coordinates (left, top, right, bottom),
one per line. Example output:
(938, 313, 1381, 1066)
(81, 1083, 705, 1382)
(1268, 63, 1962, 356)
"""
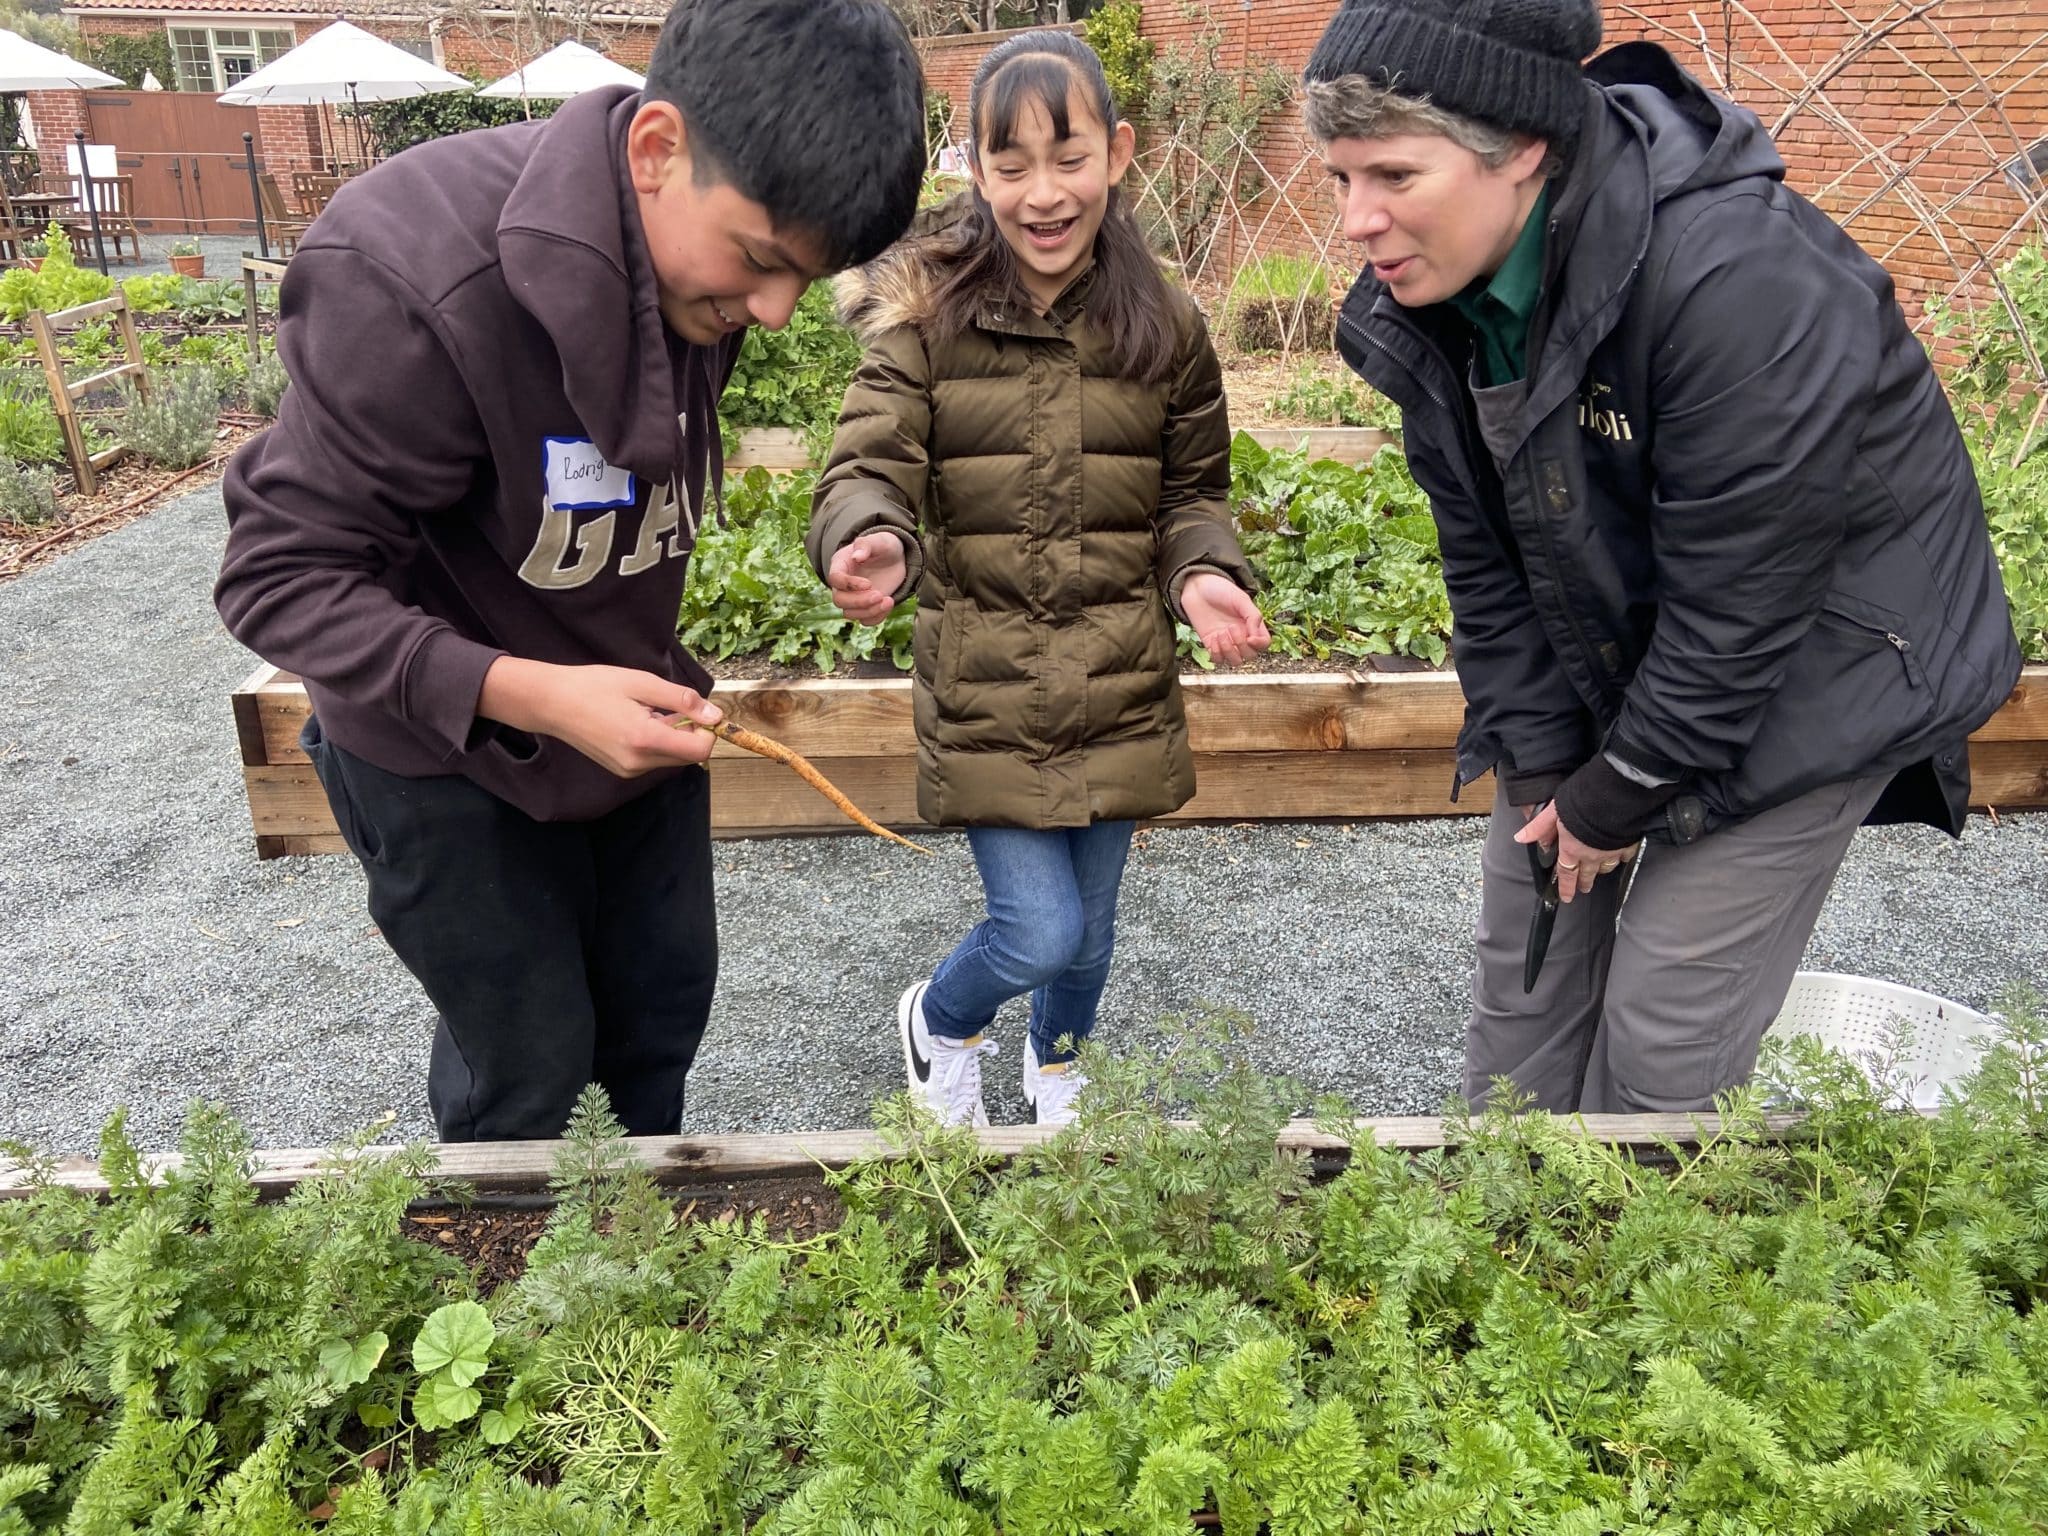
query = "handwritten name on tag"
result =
(542, 436, 635, 511)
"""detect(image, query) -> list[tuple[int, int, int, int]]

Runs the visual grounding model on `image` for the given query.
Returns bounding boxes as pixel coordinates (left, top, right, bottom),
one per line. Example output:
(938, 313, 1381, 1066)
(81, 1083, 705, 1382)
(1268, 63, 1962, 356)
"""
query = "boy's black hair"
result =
(644, 0, 926, 272)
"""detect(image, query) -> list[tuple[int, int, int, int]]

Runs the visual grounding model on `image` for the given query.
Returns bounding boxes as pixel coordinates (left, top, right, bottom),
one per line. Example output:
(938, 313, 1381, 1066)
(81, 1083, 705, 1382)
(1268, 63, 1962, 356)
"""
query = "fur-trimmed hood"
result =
(833, 238, 947, 342)
(832, 194, 978, 341)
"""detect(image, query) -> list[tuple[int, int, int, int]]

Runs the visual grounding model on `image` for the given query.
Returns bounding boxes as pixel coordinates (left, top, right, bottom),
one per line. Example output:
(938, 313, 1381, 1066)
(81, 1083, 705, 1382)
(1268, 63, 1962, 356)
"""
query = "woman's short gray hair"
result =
(1304, 75, 1559, 174)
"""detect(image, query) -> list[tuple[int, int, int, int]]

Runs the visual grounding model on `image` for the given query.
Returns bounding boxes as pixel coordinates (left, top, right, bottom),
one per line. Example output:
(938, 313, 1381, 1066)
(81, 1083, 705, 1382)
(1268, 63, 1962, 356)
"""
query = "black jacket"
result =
(1338, 43, 2020, 841)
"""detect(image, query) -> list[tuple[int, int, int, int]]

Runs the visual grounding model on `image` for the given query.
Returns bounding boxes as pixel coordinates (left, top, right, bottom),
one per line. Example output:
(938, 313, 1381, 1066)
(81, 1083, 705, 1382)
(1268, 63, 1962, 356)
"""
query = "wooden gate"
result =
(82, 91, 262, 235)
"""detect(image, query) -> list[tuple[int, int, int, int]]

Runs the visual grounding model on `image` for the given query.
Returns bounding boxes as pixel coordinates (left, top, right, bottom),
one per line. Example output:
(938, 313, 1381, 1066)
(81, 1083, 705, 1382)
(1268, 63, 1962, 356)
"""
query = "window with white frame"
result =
(168, 26, 294, 93)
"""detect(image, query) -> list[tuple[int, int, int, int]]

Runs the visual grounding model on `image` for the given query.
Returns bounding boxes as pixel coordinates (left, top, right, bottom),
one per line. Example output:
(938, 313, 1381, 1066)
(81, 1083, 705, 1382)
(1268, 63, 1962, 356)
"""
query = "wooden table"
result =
(9, 191, 77, 217)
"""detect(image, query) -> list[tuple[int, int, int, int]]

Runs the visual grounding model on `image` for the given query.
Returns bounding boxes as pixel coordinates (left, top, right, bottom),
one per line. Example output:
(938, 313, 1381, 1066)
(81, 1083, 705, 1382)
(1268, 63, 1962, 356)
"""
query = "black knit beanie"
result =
(1304, 0, 1602, 149)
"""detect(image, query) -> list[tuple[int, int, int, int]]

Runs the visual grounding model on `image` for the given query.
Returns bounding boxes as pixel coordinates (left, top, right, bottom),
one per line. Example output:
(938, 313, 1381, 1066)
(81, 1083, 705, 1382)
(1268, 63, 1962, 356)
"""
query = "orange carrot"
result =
(675, 716, 933, 855)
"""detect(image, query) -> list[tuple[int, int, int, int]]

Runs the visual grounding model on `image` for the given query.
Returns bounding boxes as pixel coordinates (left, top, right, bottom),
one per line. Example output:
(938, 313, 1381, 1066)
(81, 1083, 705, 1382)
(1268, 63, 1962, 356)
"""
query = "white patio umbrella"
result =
(218, 20, 471, 167)
(478, 41, 643, 103)
(1, 30, 121, 272)
(0, 28, 122, 91)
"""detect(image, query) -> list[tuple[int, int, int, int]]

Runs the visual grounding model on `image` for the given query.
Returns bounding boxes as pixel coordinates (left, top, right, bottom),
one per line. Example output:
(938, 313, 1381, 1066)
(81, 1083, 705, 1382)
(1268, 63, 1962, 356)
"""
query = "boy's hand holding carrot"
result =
(826, 530, 910, 625)
(1181, 572, 1270, 667)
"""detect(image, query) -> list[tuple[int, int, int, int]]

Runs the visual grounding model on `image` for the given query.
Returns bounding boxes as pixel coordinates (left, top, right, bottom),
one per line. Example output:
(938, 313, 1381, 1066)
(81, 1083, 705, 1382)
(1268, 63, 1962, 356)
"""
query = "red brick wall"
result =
(78, 16, 166, 40)
(1609, 1, 2046, 328)
(918, 22, 1082, 140)
(432, 21, 658, 80)
(24, 90, 89, 179)
(255, 104, 325, 176)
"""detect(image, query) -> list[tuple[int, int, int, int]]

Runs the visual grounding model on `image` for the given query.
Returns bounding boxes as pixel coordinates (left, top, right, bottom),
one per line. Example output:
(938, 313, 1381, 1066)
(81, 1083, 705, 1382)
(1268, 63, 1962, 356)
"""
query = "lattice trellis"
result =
(1108, 0, 2044, 382)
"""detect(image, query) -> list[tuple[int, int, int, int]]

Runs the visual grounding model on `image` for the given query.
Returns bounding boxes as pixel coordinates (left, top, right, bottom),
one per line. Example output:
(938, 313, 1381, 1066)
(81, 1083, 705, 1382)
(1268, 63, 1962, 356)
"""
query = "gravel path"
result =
(3, 485, 2044, 1154)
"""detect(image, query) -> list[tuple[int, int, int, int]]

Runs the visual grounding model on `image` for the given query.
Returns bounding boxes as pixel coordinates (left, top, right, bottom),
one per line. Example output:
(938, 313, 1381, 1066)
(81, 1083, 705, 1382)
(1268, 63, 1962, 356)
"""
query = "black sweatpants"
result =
(303, 717, 717, 1141)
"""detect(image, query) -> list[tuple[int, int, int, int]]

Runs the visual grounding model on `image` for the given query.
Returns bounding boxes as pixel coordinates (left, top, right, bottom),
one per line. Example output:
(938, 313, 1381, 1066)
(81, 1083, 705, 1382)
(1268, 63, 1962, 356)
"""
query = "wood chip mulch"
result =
(0, 418, 262, 582)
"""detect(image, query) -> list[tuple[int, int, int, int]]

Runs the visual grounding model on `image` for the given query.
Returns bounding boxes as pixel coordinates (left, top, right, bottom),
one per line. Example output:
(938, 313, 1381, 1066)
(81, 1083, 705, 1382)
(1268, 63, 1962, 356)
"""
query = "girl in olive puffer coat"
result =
(809, 28, 1267, 1131)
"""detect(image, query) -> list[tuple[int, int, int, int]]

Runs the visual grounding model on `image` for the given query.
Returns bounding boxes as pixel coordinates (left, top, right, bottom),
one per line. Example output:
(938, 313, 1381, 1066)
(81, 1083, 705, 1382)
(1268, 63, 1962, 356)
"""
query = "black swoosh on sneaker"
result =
(905, 994, 931, 1084)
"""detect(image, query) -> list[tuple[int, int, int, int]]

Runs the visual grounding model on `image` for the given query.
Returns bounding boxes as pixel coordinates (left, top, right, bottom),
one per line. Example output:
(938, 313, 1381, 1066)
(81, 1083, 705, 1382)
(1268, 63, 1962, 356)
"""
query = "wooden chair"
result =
(254, 174, 310, 257)
(289, 171, 341, 215)
(55, 173, 142, 265)
(0, 180, 36, 263)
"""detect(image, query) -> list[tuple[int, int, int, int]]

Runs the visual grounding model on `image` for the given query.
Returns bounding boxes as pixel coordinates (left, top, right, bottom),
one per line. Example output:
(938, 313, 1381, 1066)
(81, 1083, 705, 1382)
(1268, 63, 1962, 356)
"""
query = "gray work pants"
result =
(1464, 772, 1890, 1114)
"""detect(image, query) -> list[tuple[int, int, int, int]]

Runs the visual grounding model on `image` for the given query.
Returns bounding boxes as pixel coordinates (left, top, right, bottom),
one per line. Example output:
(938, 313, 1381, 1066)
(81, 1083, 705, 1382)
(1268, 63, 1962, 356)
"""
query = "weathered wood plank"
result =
(703, 750, 1486, 830)
(1241, 425, 1400, 461)
(1179, 671, 1465, 751)
(1969, 670, 2048, 742)
(719, 425, 1399, 477)
(1968, 739, 2048, 808)
(230, 660, 275, 768)
(231, 665, 2048, 855)
(725, 427, 812, 471)
(3, 1111, 1793, 1199)
(255, 832, 350, 859)
(243, 669, 1472, 766)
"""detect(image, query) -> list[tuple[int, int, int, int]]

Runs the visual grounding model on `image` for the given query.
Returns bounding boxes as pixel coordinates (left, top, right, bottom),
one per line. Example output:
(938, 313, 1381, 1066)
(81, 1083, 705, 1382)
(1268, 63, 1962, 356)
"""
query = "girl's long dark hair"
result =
(921, 29, 1177, 384)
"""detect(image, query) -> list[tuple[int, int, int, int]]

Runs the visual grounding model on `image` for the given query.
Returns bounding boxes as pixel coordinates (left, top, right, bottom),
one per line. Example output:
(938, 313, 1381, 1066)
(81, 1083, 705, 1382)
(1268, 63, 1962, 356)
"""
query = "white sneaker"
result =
(1022, 1037, 1087, 1127)
(898, 981, 995, 1129)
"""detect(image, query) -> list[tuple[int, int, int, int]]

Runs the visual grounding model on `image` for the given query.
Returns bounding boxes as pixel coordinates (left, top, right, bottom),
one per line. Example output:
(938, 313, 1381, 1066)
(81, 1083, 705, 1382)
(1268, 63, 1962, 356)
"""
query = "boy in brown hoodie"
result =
(215, 0, 926, 1141)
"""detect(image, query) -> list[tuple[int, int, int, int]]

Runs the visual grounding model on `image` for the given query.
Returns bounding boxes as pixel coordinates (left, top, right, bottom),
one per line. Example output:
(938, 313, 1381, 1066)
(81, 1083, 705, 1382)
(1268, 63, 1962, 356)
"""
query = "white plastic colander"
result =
(1763, 970, 1997, 1109)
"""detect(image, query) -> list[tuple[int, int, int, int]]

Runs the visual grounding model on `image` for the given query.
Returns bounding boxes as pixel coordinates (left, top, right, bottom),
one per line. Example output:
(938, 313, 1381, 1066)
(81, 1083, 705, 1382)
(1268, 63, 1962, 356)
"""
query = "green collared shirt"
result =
(1449, 186, 1550, 387)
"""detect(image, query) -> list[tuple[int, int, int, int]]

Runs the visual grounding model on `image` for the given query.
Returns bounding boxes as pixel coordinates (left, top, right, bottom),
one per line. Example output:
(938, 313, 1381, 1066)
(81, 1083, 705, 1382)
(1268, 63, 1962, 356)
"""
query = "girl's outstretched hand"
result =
(1182, 573, 1271, 667)
(826, 531, 909, 626)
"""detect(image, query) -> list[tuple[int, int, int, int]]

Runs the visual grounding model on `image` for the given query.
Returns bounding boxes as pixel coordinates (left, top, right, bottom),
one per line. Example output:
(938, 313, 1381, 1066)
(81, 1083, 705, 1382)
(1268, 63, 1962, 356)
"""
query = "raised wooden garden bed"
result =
(230, 663, 2048, 858)
(1, 1111, 1786, 1201)
(231, 663, 1482, 857)
(726, 423, 1401, 473)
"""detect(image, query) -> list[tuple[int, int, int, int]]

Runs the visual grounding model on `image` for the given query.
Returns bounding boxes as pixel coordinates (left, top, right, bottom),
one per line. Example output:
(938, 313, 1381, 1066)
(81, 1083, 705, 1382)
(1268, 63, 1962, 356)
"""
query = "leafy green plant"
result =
(717, 282, 863, 456)
(1225, 254, 1334, 354)
(246, 353, 288, 419)
(0, 454, 57, 525)
(1222, 429, 1451, 664)
(1082, 0, 1155, 121)
(118, 366, 226, 468)
(675, 431, 1448, 673)
(679, 465, 912, 673)
(64, 320, 110, 370)
(5, 990, 2048, 1528)
(1935, 240, 2048, 661)
(0, 224, 113, 322)
(118, 273, 185, 313)
(84, 29, 174, 91)
(0, 383, 62, 466)
(358, 80, 540, 157)
(172, 278, 256, 325)
(175, 332, 248, 379)
(167, 238, 203, 259)
(1269, 362, 1402, 430)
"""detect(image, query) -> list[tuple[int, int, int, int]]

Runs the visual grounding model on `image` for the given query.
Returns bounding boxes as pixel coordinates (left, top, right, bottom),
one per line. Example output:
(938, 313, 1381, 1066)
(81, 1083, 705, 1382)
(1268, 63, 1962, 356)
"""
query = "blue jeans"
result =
(921, 821, 1135, 1064)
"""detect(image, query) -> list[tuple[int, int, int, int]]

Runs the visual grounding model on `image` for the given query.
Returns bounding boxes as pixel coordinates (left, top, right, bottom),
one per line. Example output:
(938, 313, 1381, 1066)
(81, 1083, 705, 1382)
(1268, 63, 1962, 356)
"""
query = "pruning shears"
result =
(1522, 826, 1643, 991)
(1522, 838, 1561, 994)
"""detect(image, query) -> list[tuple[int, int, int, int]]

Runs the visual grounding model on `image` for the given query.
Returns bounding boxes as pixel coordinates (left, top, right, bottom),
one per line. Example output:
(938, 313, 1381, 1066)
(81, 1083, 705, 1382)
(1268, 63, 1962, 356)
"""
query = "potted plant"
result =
(168, 238, 206, 279)
(17, 228, 49, 271)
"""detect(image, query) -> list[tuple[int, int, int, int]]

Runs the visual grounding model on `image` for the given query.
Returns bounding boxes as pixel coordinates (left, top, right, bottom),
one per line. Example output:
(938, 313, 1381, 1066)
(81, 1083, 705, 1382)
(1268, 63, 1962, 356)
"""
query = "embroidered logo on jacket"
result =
(1578, 379, 1634, 443)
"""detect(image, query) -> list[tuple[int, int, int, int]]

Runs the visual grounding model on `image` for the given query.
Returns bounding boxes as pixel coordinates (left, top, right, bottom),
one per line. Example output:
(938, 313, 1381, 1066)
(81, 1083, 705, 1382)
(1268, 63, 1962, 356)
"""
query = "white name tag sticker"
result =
(542, 436, 635, 511)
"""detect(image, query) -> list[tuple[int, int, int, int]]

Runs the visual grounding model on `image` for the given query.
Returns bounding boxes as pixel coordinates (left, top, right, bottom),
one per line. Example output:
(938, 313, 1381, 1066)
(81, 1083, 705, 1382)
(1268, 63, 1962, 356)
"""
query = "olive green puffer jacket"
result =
(807, 246, 1256, 828)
